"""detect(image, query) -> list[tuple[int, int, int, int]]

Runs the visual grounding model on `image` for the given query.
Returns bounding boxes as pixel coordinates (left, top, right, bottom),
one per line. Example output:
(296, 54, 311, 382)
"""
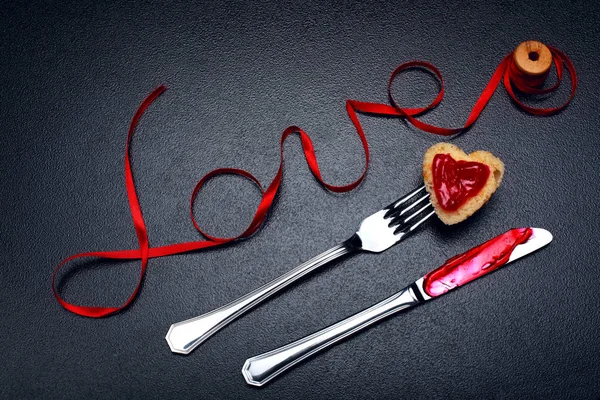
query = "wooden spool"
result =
(513, 40, 552, 77)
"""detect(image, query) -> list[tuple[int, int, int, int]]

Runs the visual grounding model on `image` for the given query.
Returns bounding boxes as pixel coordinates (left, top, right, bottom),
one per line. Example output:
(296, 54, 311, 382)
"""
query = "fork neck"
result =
(342, 233, 363, 253)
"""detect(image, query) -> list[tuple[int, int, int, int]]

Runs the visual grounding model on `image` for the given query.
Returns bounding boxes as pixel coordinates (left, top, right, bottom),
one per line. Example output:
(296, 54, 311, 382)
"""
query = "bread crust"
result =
(422, 143, 504, 225)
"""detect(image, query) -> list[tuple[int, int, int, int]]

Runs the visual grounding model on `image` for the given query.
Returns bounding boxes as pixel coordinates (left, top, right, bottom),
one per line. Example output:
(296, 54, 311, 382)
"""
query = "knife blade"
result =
(242, 227, 552, 386)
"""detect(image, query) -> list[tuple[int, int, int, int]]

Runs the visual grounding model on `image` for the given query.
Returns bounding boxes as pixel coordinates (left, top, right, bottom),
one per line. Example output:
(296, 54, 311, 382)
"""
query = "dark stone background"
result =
(1, 0, 599, 398)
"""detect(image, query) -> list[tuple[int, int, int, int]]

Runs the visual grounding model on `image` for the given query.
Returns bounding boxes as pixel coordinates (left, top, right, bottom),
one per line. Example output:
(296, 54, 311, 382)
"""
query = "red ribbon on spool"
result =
(52, 42, 577, 317)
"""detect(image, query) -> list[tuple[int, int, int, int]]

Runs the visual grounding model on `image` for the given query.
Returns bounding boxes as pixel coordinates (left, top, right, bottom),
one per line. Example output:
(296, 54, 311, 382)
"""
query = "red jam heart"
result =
(432, 154, 490, 211)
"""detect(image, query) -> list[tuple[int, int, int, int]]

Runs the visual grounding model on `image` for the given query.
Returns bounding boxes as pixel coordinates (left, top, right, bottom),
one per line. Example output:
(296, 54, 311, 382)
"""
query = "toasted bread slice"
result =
(422, 143, 504, 225)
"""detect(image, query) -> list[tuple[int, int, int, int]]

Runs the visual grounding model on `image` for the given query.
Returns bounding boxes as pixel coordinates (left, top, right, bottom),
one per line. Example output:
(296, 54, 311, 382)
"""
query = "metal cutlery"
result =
(166, 185, 435, 354)
(242, 227, 553, 386)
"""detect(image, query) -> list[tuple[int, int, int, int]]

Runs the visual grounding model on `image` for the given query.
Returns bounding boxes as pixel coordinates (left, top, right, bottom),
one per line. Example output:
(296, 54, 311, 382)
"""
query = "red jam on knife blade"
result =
(432, 154, 490, 211)
(423, 228, 533, 297)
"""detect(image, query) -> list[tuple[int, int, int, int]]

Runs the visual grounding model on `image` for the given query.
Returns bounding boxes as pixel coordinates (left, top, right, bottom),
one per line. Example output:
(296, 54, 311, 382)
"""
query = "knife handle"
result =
(242, 285, 422, 386)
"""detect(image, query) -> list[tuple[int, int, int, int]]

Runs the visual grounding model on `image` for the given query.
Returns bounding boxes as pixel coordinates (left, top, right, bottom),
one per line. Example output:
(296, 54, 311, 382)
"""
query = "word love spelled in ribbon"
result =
(53, 43, 577, 317)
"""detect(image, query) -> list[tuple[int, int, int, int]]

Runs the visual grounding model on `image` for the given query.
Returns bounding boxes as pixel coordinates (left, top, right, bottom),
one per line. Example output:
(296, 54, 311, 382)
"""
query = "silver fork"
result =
(166, 185, 435, 354)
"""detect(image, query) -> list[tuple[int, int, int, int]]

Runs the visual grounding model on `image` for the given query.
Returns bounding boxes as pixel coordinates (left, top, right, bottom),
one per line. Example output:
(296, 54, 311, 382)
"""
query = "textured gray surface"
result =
(1, 0, 599, 399)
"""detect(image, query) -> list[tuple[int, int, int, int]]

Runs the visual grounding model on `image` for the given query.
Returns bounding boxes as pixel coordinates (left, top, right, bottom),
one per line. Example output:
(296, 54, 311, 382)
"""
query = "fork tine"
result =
(387, 192, 431, 220)
(359, 184, 436, 252)
(384, 185, 426, 218)
(382, 184, 437, 236)
(389, 185, 425, 209)
(394, 205, 435, 236)
(403, 202, 433, 224)
(407, 209, 436, 232)
(387, 195, 432, 227)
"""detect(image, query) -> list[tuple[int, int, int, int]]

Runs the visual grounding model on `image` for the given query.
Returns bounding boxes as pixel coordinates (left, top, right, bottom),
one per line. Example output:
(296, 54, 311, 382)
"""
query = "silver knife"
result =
(242, 227, 552, 386)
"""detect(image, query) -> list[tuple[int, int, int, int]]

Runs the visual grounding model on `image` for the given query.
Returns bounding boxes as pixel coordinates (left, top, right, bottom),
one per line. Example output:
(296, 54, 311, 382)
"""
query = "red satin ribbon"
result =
(53, 46, 577, 317)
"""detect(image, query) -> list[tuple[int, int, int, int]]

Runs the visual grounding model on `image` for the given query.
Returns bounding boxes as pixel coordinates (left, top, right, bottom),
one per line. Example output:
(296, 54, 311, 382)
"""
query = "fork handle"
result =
(166, 236, 360, 354)
(242, 285, 421, 386)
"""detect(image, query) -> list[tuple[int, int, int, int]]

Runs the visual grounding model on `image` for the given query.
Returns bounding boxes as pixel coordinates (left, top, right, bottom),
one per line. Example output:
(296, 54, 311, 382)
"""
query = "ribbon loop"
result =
(189, 168, 265, 242)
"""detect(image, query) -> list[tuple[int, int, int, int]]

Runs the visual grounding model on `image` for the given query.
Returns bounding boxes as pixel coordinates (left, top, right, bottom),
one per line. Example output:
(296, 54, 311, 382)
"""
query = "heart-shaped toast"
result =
(422, 143, 504, 225)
